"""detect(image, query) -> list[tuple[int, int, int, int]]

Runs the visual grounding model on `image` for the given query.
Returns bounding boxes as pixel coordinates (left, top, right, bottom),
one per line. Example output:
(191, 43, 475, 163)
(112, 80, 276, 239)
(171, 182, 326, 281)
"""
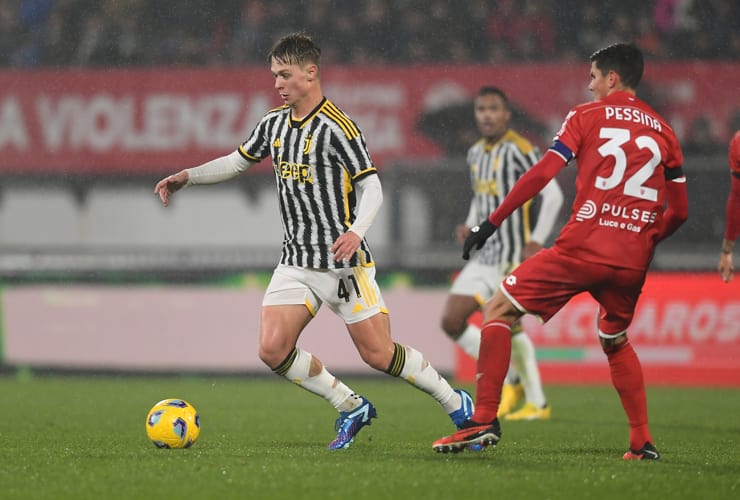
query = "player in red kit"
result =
(432, 43, 688, 459)
(718, 130, 740, 282)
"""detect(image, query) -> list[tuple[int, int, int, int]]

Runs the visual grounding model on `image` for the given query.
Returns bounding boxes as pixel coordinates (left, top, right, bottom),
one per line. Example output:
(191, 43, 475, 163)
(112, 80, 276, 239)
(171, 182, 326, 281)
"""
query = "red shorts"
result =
(500, 247, 647, 335)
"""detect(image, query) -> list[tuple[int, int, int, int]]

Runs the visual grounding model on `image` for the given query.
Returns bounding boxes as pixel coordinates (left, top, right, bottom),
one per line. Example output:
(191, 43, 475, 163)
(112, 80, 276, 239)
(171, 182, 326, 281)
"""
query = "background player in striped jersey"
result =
(441, 86, 563, 421)
(718, 129, 740, 282)
(154, 32, 473, 450)
(433, 43, 688, 459)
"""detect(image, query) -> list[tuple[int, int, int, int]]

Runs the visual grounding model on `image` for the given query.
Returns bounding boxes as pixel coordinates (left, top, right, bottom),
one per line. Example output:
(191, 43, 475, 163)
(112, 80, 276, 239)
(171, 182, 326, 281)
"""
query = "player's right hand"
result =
(154, 171, 189, 207)
(462, 219, 497, 260)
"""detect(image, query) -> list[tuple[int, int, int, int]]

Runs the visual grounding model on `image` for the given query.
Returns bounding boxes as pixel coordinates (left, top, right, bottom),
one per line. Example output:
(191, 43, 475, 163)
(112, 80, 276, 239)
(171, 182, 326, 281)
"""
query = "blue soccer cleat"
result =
(328, 396, 377, 450)
(448, 389, 475, 429)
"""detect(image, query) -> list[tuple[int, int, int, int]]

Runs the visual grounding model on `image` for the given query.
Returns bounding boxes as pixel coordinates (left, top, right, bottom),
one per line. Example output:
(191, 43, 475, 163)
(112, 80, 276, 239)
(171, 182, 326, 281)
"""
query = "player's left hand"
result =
(455, 224, 470, 245)
(462, 220, 497, 260)
(154, 170, 189, 207)
(331, 231, 361, 262)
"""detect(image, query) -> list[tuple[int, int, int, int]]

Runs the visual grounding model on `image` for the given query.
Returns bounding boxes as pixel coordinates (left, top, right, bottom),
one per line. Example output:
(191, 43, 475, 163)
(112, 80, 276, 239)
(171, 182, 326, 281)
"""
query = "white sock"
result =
(456, 324, 481, 359)
(511, 333, 547, 408)
(283, 348, 358, 410)
(398, 345, 458, 413)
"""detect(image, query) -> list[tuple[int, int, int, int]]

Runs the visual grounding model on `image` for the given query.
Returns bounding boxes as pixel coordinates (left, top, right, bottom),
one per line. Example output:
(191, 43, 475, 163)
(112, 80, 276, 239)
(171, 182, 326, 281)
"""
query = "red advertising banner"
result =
(0, 62, 737, 175)
(456, 272, 740, 387)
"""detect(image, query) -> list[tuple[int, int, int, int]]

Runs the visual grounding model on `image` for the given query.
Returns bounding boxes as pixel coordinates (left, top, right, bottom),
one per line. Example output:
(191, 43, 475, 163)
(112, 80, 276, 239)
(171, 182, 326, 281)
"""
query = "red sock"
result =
(605, 340, 653, 450)
(472, 321, 512, 424)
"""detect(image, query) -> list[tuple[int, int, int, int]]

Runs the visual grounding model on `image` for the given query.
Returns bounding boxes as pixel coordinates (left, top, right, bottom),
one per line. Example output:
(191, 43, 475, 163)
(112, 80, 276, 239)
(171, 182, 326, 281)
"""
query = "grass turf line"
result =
(0, 375, 738, 500)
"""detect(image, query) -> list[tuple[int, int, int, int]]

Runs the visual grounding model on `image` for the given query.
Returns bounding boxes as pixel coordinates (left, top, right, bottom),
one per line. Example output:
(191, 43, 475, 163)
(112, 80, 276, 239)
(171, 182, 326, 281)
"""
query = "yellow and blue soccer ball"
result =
(145, 398, 200, 449)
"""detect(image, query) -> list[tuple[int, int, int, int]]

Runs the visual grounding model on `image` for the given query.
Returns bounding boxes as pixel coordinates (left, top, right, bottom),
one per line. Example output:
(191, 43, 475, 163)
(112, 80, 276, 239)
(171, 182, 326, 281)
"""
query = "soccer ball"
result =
(145, 398, 200, 449)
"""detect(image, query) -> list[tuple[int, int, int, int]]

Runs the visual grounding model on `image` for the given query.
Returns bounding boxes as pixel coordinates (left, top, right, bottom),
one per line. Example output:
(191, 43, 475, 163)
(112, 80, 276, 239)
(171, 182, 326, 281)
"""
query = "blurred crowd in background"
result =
(0, 0, 737, 68)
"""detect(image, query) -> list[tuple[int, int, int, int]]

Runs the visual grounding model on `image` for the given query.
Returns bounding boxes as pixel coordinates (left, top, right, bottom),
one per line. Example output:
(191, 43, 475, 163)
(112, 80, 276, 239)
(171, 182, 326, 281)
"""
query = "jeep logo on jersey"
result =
(277, 160, 314, 184)
(473, 177, 499, 196)
(575, 200, 597, 221)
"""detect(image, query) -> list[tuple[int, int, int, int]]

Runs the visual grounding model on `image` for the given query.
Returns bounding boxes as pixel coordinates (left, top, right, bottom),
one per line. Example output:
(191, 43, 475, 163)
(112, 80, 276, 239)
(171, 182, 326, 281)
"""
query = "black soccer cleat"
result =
(623, 442, 660, 460)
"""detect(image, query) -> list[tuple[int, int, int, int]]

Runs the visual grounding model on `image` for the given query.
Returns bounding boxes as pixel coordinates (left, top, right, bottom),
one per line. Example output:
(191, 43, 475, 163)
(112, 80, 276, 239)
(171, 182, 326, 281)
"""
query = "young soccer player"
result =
(440, 86, 563, 420)
(155, 32, 474, 450)
(433, 43, 688, 460)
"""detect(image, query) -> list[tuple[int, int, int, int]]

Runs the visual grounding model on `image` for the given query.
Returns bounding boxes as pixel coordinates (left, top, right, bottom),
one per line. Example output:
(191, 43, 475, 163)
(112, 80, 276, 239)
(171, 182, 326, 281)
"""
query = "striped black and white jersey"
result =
(238, 97, 376, 269)
(466, 129, 561, 268)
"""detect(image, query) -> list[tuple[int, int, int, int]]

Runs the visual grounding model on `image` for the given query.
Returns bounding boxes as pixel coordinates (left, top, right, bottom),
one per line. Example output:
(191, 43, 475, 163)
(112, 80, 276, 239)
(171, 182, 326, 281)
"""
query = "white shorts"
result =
(449, 260, 510, 306)
(263, 264, 388, 324)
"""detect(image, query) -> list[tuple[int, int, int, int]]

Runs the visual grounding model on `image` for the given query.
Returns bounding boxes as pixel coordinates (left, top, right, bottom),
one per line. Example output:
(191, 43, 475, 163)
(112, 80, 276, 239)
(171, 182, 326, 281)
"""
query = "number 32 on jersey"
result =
(596, 127, 661, 202)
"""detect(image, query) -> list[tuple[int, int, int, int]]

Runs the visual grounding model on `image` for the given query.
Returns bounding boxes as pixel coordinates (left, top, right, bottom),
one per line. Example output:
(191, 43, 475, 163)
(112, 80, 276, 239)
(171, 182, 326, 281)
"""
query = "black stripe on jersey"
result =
(242, 108, 283, 160)
(242, 98, 375, 269)
(238, 145, 261, 162)
(498, 147, 517, 264)
(304, 119, 332, 268)
(277, 124, 301, 266)
(291, 125, 316, 267)
(268, 115, 293, 265)
(323, 101, 360, 138)
(270, 112, 289, 167)
(321, 102, 359, 139)
(507, 147, 535, 262)
(471, 135, 538, 267)
(332, 133, 374, 182)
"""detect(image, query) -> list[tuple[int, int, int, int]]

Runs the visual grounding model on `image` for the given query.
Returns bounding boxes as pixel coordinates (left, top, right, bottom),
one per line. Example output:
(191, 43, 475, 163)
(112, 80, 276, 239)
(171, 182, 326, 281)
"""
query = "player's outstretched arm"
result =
(489, 150, 566, 227)
(462, 151, 566, 260)
(718, 175, 740, 282)
(154, 151, 257, 207)
(719, 242, 734, 283)
(154, 170, 189, 207)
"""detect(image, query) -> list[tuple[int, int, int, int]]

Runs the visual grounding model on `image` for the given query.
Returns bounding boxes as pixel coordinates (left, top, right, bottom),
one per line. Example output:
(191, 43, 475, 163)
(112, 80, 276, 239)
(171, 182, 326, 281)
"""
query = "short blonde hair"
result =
(268, 32, 321, 68)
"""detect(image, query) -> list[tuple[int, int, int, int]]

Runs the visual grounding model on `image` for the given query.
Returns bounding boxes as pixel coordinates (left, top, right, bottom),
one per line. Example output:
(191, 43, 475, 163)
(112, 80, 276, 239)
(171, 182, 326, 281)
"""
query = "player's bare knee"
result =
(257, 348, 279, 369)
(258, 338, 292, 369)
(365, 352, 392, 372)
(357, 346, 393, 371)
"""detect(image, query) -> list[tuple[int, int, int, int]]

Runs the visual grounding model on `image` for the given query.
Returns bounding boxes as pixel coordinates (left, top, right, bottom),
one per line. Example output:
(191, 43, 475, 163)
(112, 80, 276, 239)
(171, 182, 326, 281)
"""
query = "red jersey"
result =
(551, 91, 684, 270)
(725, 131, 740, 241)
(729, 130, 740, 175)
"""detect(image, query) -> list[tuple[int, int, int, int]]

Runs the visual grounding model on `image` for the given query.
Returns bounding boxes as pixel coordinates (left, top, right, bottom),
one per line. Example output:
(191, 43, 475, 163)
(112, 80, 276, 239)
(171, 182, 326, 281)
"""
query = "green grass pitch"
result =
(0, 374, 738, 500)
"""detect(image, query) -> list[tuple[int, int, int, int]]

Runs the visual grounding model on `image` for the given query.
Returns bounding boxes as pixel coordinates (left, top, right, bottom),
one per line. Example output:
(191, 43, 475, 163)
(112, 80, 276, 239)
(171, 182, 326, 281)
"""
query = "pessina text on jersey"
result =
(604, 106, 662, 132)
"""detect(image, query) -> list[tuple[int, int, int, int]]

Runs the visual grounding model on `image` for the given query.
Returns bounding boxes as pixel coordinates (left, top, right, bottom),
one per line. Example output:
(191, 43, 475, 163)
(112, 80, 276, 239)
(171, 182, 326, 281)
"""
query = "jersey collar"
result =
(290, 97, 327, 128)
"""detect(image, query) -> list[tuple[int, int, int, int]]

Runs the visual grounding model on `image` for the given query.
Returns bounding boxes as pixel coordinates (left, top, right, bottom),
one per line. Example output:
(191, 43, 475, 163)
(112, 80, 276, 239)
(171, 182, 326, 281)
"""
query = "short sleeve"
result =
(239, 114, 272, 162)
(552, 107, 583, 159)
